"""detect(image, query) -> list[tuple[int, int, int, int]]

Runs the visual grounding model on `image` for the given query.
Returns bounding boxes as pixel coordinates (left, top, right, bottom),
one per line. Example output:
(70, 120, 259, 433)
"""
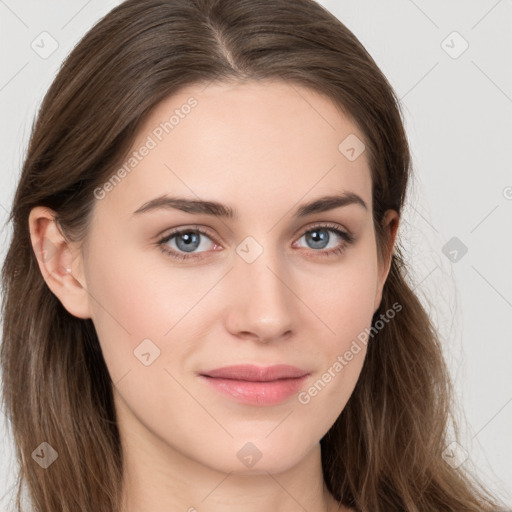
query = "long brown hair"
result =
(1, 0, 505, 511)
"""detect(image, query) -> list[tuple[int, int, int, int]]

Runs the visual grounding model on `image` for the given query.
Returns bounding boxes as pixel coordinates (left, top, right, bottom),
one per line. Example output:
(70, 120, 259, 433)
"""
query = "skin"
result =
(29, 80, 398, 512)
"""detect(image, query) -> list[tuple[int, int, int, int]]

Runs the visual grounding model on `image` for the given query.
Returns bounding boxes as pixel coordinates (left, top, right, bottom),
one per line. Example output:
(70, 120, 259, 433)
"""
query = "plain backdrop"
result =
(1, 0, 511, 509)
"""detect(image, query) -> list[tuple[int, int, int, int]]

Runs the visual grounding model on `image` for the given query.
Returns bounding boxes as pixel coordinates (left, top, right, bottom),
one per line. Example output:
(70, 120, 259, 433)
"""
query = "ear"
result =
(374, 209, 399, 313)
(28, 206, 91, 319)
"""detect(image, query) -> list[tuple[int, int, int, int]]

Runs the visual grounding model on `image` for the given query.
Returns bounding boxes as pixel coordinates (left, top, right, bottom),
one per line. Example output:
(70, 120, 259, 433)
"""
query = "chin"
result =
(192, 433, 318, 476)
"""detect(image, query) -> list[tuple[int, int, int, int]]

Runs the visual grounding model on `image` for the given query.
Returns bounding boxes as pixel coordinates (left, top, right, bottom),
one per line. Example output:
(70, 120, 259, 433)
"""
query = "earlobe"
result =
(28, 207, 91, 319)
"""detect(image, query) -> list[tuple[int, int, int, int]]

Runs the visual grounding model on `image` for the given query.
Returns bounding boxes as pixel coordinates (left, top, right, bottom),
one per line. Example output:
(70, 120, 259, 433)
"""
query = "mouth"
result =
(198, 364, 310, 406)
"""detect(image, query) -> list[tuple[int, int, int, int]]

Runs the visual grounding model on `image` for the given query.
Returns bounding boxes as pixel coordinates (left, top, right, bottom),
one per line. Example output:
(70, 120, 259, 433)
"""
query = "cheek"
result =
(290, 247, 379, 407)
(83, 238, 179, 374)
(83, 234, 228, 384)
(295, 275, 376, 428)
(306, 247, 380, 344)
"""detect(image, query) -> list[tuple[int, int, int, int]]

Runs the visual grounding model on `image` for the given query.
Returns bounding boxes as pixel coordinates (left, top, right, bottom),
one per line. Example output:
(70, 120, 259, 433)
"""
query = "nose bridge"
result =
(227, 234, 295, 340)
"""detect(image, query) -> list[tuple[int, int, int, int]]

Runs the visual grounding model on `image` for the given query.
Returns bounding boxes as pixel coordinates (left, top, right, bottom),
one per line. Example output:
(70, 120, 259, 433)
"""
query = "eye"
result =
(292, 223, 355, 259)
(157, 226, 219, 261)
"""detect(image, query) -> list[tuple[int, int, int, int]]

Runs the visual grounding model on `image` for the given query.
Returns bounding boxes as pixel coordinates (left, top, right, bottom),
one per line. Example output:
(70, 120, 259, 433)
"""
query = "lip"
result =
(199, 364, 310, 406)
(201, 364, 309, 381)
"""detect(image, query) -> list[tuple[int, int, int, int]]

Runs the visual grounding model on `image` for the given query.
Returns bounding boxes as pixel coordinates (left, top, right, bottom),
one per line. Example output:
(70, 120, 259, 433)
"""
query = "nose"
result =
(224, 245, 295, 344)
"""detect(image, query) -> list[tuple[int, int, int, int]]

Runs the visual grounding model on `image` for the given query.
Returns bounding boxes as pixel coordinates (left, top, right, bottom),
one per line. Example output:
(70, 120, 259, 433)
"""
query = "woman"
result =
(1, 0, 505, 511)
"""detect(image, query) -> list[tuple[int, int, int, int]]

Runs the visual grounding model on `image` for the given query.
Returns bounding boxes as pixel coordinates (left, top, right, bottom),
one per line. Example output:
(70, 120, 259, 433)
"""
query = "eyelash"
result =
(157, 223, 355, 262)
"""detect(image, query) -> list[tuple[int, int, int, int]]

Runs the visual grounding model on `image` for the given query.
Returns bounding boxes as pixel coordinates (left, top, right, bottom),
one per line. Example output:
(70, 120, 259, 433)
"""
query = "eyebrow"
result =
(132, 192, 367, 219)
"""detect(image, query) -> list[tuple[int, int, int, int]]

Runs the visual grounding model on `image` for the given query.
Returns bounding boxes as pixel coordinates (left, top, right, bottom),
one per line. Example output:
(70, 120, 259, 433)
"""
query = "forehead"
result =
(96, 79, 372, 220)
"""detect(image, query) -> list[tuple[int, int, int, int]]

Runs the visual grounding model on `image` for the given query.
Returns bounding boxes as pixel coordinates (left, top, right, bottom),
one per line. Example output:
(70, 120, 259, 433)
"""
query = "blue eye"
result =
(157, 227, 217, 261)
(157, 223, 354, 261)
(296, 226, 352, 251)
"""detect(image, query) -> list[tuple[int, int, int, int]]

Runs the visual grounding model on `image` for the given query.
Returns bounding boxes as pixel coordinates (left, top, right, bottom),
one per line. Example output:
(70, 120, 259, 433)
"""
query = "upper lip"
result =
(200, 364, 309, 382)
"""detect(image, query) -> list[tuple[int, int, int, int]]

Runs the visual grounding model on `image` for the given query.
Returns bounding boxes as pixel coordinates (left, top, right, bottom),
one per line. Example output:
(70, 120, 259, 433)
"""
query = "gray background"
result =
(1, 0, 511, 508)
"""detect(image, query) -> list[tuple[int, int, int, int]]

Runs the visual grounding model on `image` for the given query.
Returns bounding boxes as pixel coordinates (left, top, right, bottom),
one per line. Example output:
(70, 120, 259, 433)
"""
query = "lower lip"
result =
(200, 375, 309, 405)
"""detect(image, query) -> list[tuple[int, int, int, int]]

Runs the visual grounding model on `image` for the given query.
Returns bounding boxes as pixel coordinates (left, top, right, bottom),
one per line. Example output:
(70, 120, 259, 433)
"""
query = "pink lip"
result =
(199, 364, 310, 406)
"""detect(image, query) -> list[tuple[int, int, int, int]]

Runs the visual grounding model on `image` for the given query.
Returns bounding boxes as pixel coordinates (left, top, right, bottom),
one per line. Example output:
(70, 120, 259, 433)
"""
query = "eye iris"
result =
(306, 229, 329, 249)
(176, 231, 200, 252)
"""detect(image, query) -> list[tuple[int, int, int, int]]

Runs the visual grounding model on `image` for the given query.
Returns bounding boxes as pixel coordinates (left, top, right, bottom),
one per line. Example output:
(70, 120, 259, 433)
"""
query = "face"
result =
(38, 80, 397, 475)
